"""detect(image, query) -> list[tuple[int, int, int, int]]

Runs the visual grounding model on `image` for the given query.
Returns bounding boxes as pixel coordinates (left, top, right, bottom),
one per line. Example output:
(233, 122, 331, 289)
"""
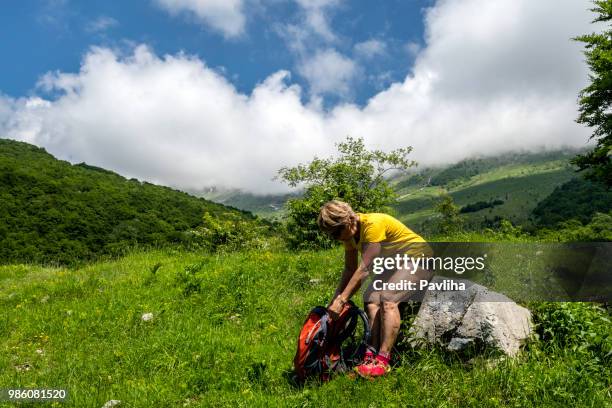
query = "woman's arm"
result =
(328, 242, 381, 318)
(332, 248, 359, 298)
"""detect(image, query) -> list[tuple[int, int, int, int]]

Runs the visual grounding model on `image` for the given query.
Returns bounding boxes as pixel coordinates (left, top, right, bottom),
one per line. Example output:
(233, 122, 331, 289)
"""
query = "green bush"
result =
(175, 261, 205, 296)
(460, 199, 504, 214)
(188, 212, 274, 252)
(426, 195, 465, 236)
(532, 302, 611, 358)
(536, 212, 612, 242)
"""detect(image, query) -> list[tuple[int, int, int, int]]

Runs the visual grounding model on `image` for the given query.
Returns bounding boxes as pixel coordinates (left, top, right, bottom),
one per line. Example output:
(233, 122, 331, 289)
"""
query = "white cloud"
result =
(369, 71, 394, 91)
(153, 0, 246, 38)
(354, 39, 386, 59)
(404, 41, 420, 57)
(275, 0, 342, 54)
(274, 0, 355, 97)
(419, 0, 595, 103)
(85, 16, 118, 33)
(294, 0, 341, 43)
(297, 49, 358, 97)
(1, 0, 597, 194)
(36, 0, 73, 32)
(1, 46, 330, 193)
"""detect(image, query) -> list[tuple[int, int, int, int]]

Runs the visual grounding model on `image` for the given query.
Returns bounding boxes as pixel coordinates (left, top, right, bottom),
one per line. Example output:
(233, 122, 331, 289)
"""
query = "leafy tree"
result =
(572, 0, 612, 186)
(433, 195, 464, 235)
(276, 136, 416, 249)
(459, 199, 504, 214)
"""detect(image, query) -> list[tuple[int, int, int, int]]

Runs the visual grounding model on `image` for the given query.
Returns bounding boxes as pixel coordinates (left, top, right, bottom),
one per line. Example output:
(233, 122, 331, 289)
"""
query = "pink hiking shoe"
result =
(362, 347, 376, 364)
(355, 353, 391, 378)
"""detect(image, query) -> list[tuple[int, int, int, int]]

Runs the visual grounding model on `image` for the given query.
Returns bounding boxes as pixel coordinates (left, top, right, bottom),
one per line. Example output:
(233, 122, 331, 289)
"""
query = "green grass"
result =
(1, 245, 610, 407)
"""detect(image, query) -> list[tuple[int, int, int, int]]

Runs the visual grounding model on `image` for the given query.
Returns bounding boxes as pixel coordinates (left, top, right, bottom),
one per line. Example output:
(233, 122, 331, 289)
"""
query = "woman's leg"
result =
(365, 302, 381, 350)
(376, 265, 432, 355)
(362, 260, 432, 356)
(379, 301, 401, 355)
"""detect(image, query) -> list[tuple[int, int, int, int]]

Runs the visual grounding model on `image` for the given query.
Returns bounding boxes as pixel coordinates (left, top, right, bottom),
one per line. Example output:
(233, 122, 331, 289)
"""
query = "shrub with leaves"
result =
(536, 212, 612, 242)
(189, 212, 272, 252)
(176, 262, 205, 296)
(532, 302, 611, 359)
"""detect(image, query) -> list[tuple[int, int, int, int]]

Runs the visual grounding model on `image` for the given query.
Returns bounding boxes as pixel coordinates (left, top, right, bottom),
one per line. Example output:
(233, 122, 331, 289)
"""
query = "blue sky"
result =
(1, 0, 432, 106)
(0, 0, 596, 193)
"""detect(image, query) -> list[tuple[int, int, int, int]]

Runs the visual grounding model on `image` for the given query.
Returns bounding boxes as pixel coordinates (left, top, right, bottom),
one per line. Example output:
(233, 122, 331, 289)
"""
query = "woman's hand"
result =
(327, 294, 347, 320)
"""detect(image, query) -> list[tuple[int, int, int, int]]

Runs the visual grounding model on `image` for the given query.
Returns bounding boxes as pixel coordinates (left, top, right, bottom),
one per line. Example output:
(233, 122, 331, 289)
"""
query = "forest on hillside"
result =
(0, 139, 259, 265)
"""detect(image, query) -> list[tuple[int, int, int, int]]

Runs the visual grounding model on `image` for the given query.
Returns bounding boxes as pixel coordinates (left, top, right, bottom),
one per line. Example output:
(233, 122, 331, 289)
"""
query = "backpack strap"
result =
(336, 304, 371, 345)
(304, 306, 329, 346)
(355, 307, 371, 345)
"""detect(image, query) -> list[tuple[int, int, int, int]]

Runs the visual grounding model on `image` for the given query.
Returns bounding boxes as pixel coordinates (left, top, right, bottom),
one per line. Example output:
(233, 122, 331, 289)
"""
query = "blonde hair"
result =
(317, 200, 357, 233)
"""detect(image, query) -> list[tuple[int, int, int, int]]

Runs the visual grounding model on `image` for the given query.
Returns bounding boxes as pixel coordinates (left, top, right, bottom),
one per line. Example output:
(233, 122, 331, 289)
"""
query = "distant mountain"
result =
(0, 139, 256, 265)
(391, 148, 588, 232)
(195, 149, 588, 231)
(190, 187, 300, 218)
(393, 149, 583, 189)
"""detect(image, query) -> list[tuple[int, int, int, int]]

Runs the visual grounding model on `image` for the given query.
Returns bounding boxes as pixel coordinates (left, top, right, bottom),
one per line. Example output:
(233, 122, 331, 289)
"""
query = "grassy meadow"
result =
(2, 243, 610, 407)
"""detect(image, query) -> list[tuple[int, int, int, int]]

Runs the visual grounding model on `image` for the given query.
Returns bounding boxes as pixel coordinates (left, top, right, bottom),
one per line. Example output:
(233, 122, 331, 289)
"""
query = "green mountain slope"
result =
(396, 149, 580, 190)
(0, 139, 255, 265)
(391, 150, 582, 231)
(531, 177, 612, 227)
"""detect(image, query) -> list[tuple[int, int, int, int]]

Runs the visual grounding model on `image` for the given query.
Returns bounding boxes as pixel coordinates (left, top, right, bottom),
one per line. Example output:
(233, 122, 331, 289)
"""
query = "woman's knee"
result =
(382, 302, 401, 323)
(365, 302, 380, 316)
(382, 301, 399, 312)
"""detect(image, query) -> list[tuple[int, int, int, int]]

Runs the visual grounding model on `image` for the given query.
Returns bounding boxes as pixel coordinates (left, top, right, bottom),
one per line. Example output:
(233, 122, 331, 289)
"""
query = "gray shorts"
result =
(363, 262, 433, 304)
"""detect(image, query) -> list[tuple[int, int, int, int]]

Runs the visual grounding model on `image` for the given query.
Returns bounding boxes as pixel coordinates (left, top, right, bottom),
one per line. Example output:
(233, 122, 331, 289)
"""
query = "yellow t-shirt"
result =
(343, 213, 431, 258)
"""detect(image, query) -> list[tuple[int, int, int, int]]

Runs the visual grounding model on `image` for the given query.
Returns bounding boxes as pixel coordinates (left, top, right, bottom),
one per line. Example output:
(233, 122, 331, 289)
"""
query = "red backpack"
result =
(293, 301, 370, 382)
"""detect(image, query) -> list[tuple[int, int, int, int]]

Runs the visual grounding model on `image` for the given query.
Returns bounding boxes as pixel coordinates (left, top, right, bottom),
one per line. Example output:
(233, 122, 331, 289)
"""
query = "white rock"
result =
(102, 400, 121, 408)
(448, 337, 474, 351)
(14, 363, 31, 372)
(409, 276, 533, 357)
(141, 313, 154, 322)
